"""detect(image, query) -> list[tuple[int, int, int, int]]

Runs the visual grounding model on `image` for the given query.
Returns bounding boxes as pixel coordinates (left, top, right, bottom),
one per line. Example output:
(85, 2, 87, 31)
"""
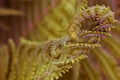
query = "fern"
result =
(0, 0, 118, 80)
(0, 45, 9, 80)
(27, 0, 77, 41)
(5, 3, 116, 80)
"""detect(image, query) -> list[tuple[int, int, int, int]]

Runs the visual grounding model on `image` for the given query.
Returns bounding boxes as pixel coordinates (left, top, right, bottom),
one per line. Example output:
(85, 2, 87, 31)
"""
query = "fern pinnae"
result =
(18, 36, 89, 80)
(102, 37, 120, 59)
(19, 44, 32, 80)
(34, 46, 44, 77)
(92, 48, 119, 80)
(25, 46, 37, 80)
(81, 59, 102, 80)
(28, 0, 77, 41)
(17, 44, 27, 80)
(63, 0, 76, 16)
(0, 45, 9, 80)
(52, 9, 69, 25)
(38, 25, 55, 39)
(17, 41, 39, 80)
(72, 61, 81, 80)
(45, 16, 61, 31)
(76, 0, 88, 13)
(8, 40, 18, 80)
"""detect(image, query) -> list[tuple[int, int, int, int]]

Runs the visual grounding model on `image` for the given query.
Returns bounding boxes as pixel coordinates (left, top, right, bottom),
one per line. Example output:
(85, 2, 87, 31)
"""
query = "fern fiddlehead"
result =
(67, 5, 116, 42)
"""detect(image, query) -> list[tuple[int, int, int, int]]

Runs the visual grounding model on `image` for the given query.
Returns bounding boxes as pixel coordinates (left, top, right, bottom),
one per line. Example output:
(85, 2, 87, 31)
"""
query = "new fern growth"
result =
(6, 4, 116, 80)
(67, 5, 116, 42)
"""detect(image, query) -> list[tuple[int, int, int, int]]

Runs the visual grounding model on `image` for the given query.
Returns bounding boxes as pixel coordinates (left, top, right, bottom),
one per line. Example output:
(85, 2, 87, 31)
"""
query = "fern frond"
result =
(0, 45, 9, 80)
(14, 3, 116, 80)
(91, 48, 120, 80)
(8, 37, 88, 80)
(0, 0, 117, 80)
(8, 39, 18, 80)
(81, 59, 102, 80)
(102, 37, 120, 59)
(28, 0, 77, 41)
(76, 0, 88, 13)
(72, 61, 81, 80)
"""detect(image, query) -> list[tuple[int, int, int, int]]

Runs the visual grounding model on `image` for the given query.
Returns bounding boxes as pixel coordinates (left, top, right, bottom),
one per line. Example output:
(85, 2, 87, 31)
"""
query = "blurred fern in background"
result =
(0, 0, 120, 80)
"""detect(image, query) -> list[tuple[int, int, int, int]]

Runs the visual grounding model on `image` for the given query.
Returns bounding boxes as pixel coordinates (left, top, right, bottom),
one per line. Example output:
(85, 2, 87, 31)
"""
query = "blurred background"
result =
(0, 0, 61, 44)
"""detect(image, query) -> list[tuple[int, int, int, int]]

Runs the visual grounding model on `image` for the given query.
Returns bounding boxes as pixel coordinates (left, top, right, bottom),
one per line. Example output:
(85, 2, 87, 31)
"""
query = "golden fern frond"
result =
(81, 59, 102, 80)
(0, 45, 9, 80)
(7, 3, 116, 80)
(27, 0, 77, 41)
(76, 0, 88, 13)
(93, 48, 119, 80)
(25, 0, 119, 80)
(7, 38, 88, 80)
